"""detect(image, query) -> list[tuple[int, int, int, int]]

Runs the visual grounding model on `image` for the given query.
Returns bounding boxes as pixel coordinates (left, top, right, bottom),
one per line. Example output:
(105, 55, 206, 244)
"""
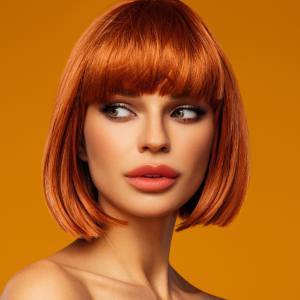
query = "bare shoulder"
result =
(1, 259, 91, 300)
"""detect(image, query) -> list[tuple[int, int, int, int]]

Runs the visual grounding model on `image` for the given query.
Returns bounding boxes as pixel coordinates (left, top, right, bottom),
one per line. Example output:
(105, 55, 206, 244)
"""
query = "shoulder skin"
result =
(0, 260, 91, 300)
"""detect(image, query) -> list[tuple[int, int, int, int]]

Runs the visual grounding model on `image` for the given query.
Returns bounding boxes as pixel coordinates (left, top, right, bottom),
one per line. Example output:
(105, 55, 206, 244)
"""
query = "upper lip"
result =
(125, 164, 180, 178)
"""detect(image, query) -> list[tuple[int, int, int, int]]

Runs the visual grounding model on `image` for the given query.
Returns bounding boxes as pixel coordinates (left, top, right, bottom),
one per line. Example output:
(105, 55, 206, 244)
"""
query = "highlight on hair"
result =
(42, 0, 250, 241)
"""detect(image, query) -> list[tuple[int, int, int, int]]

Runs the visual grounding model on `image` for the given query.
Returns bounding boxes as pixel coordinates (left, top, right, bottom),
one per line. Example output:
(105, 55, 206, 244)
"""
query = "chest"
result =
(84, 281, 206, 300)
(65, 268, 206, 300)
(86, 281, 158, 300)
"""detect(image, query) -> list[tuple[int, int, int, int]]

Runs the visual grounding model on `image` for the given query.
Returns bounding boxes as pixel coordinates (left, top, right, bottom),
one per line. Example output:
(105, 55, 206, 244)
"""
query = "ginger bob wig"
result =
(42, 0, 250, 241)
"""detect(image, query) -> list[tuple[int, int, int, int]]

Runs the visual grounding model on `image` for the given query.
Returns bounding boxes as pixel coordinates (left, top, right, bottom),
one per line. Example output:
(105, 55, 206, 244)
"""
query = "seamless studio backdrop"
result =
(0, 0, 299, 299)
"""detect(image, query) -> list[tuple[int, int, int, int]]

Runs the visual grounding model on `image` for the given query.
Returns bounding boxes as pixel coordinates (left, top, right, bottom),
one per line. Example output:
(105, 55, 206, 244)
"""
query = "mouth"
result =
(124, 164, 180, 192)
(125, 164, 180, 178)
(124, 176, 178, 192)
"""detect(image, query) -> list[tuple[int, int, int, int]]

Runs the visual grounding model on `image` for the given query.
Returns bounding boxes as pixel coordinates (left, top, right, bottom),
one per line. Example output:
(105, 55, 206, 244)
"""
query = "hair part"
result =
(42, 0, 250, 240)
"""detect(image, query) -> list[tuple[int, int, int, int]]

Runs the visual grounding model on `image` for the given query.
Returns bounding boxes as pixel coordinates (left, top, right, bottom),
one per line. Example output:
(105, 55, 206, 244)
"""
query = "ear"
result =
(78, 140, 88, 162)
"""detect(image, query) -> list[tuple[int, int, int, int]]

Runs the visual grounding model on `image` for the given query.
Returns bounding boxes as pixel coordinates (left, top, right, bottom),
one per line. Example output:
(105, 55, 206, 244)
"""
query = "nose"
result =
(138, 115, 170, 154)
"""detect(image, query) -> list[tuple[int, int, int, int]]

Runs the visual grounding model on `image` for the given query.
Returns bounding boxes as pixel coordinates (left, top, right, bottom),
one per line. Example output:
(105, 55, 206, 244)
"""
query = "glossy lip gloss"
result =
(124, 164, 180, 193)
(125, 176, 178, 192)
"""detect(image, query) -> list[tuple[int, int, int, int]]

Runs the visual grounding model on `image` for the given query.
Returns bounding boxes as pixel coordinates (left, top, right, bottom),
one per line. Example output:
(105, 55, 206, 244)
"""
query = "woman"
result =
(1, 0, 249, 299)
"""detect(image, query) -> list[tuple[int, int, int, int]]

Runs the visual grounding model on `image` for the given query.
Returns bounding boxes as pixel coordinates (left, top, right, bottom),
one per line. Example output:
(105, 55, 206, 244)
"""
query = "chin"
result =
(102, 199, 179, 220)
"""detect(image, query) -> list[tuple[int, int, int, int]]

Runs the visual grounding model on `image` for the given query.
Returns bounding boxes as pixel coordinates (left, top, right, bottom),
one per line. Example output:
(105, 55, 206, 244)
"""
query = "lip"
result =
(125, 164, 180, 178)
(124, 164, 180, 193)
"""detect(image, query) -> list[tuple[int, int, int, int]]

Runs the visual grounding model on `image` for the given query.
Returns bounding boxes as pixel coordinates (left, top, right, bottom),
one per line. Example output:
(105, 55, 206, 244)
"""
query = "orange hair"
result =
(42, 0, 250, 241)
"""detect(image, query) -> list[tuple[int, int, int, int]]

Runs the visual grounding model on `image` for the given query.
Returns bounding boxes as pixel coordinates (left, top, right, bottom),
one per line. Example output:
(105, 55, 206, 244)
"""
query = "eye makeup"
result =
(99, 102, 207, 123)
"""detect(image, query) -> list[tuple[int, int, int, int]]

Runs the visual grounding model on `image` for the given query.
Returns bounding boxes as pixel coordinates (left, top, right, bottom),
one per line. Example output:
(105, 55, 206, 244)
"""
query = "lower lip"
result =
(125, 176, 178, 192)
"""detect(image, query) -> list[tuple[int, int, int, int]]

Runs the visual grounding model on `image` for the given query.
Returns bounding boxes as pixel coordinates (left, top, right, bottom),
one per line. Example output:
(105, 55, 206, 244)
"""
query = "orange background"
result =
(1, 0, 299, 299)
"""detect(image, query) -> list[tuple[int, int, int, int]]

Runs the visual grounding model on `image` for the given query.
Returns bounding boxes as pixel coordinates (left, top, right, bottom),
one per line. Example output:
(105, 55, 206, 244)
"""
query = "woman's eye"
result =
(171, 106, 206, 122)
(100, 103, 134, 121)
(100, 103, 206, 122)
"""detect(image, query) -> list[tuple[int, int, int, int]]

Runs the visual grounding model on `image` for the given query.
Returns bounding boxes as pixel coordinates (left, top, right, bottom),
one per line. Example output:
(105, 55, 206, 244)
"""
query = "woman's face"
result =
(80, 92, 214, 220)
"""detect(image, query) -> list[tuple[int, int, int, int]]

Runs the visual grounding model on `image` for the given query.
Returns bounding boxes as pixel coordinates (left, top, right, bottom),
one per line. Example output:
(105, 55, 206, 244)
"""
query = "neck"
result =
(73, 207, 179, 299)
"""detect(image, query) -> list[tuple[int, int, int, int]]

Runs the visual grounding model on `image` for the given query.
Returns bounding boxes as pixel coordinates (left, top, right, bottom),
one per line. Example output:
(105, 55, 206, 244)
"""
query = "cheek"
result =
(85, 125, 123, 162)
(84, 110, 131, 165)
(190, 127, 213, 166)
(82, 109, 122, 189)
(176, 117, 214, 189)
(82, 108, 136, 191)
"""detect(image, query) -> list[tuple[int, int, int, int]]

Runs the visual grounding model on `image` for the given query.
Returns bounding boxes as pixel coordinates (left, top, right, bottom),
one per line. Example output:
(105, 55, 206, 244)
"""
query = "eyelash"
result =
(100, 103, 207, 122)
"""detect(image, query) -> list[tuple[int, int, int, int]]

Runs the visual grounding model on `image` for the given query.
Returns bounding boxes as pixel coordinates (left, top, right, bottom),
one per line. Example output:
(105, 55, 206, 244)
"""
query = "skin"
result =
(1, 92, 225, 300)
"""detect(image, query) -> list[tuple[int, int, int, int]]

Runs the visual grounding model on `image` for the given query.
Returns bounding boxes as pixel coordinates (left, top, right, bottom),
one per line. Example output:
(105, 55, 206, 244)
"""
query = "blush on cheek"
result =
(182, 124, 214, 187)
